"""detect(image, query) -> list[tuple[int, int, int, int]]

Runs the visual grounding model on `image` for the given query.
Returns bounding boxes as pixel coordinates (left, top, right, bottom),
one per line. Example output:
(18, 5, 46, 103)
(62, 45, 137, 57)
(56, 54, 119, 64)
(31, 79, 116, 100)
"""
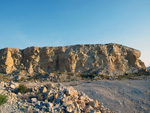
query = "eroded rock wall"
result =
(0, 43, 146, 76)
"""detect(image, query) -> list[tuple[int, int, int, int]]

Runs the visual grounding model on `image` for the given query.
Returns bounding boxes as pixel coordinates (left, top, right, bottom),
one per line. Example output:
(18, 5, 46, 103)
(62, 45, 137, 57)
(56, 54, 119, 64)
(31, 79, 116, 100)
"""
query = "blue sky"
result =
(0, 0, 150, 66)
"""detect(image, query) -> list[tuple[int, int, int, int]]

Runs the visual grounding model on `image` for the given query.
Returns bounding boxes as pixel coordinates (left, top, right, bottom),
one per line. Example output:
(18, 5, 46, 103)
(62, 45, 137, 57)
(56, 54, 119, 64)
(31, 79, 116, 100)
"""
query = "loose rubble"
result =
(0, 81, 115, 113)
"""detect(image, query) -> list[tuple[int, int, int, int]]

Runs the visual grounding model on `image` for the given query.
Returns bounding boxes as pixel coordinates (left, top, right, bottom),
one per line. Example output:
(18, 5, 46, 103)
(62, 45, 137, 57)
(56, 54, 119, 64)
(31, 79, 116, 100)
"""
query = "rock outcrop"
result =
(0, 43, 146, 76)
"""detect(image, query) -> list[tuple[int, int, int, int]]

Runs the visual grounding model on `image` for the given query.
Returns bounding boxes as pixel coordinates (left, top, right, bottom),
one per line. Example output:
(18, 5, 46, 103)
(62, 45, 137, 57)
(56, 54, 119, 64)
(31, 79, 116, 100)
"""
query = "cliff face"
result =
(0, 43, 146, 76)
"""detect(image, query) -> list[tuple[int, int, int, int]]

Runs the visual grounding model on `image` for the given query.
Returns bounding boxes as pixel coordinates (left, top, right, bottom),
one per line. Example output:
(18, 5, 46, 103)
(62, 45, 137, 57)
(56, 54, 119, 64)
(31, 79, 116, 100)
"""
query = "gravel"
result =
(63, 77, 150, 113)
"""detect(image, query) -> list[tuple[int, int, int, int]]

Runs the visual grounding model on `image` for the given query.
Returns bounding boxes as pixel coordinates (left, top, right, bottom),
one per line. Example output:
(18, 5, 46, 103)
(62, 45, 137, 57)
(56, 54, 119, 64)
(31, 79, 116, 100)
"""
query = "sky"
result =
(0, 0, 150, 66)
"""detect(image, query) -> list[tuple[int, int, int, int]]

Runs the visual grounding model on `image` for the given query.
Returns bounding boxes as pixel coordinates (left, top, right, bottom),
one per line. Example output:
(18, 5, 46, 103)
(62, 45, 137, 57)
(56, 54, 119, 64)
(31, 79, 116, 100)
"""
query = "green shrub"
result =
(18, 84, 29, 94)
(68, 72, 73, 76)
(27, 74, 41, 81)
(0, 94, 8, 106)
(33, 74, 41, 79)
(45, 98, 49, 101)
(35, 91, 39, 95)
(99, 75, 110, 79)
(80, 73, 95, 79)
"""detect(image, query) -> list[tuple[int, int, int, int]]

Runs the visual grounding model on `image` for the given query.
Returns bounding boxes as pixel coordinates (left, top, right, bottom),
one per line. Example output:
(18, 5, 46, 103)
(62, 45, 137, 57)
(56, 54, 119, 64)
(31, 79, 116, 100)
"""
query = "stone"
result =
(89, 100, 96, 108)
(73, 108, 81, 113)
(34, 86, 39, 92)
(49, 103, 53, 107)
(27, 106, 32, 112)
(48, 94, 54, 102)
(14, 75, 21, 80)
(79, 96, 86, 101)
(47, 90, 53, 96)
(37, 101, 41, 106)
(41, 87, 47, 93)
(49, 73, 55, 77)
(10, 84, 16, 89)
(18, 92, 22, 96)
(64, 87, 78, 96)
(47, 107, 52, 112)
(95, 100, 100, 108)
(44, 83, 53, 90)
(66, 104, 73, 112)
(88, 100, 100, 109)
(90, 110, 101, 113)
(85, 105, 94, 112)
(56, 94, 66, 104)
(42, 106, 47, 111)
(0, 81, 5, 87)
(31, 98, 37, 103)
(9, 81, 19, 89)
(44, 102, 50, 107)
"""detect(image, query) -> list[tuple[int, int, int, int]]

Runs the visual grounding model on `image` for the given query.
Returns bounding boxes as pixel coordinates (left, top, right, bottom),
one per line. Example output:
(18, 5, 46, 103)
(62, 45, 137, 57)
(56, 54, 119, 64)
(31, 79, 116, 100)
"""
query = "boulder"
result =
(66, 104, 74, 112)
(85, 105, 94, 112)
(31, 98, 37, 103)
(41, 87, 47, 93)
(9, 81, 19, 89)
(64, 87, 78, 96)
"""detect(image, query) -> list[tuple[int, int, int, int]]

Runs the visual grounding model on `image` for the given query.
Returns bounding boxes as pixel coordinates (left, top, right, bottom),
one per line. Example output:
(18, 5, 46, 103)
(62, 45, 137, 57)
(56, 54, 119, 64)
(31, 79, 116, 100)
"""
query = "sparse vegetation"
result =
(21, 94, 30, 100)
(98, 75, 110, 79)
(18, 84, 29, 94)
(127, 76, 142, 80)
(0, 73, 9, 82)
(45, 98, 49, 101)
(28, 74, 41, 80)
(116, 72, 147, 80)
(0, 94, 8, 106)
(6, 70, 150, 84)
(54, 71, 63, 75)
(68, 72, 73, 76)
(17, 77, 27, 82)
(79, 73, 95, 79)
(35, 91, 39, 95)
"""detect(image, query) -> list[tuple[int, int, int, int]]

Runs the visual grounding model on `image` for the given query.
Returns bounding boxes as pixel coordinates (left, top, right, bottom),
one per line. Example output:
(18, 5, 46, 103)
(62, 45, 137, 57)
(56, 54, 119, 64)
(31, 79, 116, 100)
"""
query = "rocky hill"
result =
(0, 43, 146, 76)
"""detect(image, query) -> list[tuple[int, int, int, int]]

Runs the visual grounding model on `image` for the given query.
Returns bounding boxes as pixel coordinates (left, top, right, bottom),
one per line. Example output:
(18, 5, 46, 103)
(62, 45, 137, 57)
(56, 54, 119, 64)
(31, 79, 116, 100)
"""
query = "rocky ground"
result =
(0, 81, 114, 113)
(63, 76, 150, 113)
(0, 75, 150, 113)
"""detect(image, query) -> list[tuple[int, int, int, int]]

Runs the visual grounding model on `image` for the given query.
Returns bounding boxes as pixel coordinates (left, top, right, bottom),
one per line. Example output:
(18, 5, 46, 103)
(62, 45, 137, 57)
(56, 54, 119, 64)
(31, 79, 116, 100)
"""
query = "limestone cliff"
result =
(0, 43, 146, 76)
